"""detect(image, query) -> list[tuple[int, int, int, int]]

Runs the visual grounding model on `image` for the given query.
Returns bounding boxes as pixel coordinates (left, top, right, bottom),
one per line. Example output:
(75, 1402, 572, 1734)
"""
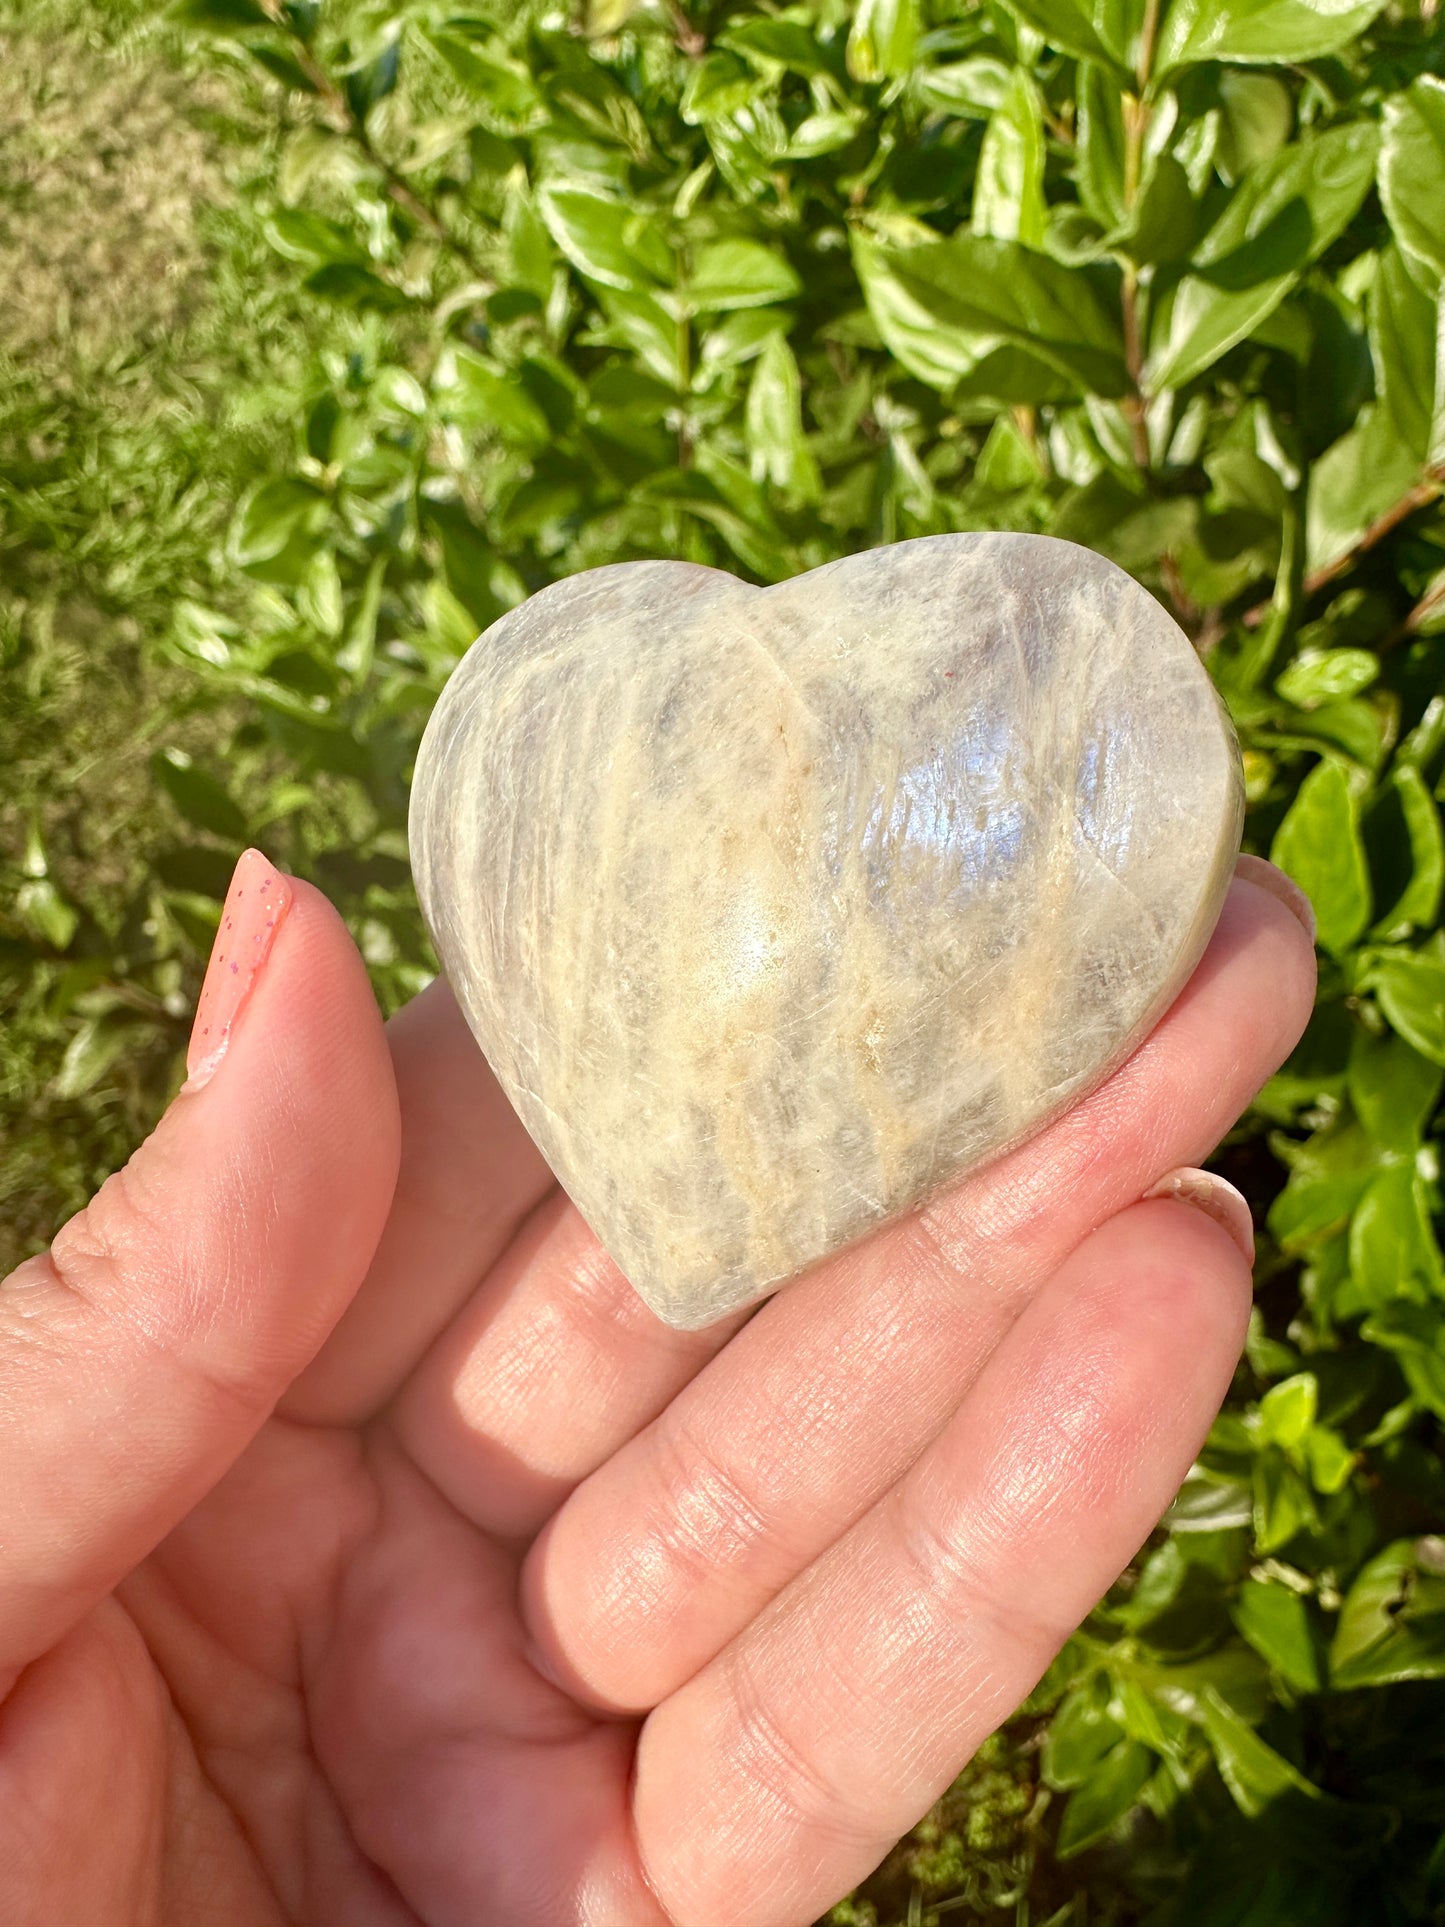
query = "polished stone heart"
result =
(410, 533, 1243, 1330)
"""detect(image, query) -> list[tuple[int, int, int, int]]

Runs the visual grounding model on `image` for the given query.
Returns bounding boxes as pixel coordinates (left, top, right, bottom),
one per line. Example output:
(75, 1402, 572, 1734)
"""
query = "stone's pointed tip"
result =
(412, 535, 1243, 1330)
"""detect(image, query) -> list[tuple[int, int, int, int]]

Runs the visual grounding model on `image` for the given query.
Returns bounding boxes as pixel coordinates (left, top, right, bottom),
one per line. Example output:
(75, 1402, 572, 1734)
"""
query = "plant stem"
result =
(258, 4, 491, 286)
(1242, 465, 1445, 628)
(669, 3, 707, 57)
(1119, 0, 1159, 473)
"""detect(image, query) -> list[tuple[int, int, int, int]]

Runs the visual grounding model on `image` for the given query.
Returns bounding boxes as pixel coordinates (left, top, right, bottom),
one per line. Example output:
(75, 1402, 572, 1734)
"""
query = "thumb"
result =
(0, 851, 401, 1687)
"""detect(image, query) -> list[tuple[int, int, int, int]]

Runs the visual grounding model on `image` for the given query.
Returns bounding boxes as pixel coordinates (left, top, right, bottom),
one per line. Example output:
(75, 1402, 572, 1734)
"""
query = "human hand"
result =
(2, 850, 1314, 1927)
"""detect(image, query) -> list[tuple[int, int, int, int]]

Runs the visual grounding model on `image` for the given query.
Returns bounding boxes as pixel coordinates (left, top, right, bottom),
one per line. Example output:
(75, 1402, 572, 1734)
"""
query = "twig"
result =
(1242, 465, 1445, 628)
(1118, 0, 1160, 475)
(1378, 570, 1445, 653)
(1120, 273, 1151, 470)
(669, 2, 706, 57)
(257, 2, 491, 285)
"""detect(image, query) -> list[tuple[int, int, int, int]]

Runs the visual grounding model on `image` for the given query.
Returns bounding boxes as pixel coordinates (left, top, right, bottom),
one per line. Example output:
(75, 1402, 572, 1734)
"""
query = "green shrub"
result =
(3, 0, 1445, 1919)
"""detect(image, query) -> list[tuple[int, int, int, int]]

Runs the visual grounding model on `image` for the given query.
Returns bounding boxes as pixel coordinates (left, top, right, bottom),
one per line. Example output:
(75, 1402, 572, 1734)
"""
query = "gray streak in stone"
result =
(410, 533, 1244, 1329)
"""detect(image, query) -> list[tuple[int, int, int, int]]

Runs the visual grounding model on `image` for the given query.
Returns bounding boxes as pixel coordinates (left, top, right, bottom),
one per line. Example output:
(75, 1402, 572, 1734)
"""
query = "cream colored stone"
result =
(410, 533, 1243, 1329)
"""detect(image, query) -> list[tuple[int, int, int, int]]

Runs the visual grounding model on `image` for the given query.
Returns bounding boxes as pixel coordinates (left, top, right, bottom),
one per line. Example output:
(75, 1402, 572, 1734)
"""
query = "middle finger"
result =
(520, 871, 1313, 1710)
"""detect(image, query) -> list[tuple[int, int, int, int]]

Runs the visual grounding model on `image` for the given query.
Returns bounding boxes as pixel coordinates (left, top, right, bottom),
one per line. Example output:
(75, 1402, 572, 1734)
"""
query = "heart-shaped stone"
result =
(410, 533, 1242, 1330)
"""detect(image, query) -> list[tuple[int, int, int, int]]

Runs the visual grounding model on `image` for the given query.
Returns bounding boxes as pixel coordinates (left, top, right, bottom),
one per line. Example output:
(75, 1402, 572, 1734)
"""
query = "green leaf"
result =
(1362, 944, 1445, 1064)
(1253, 1451, 1319, 1553)
(1155, 0, 1389, 77)
(1218, 71, 1294, 180)
(1269, 760, 1370, 956)
(746, 335, 821, 504)
(53, 1013, 149, 1101)
(249, 45, 319, 93)
(917, 57, 1014, 120)
(428, 30, 542, 127)
(1306, 401, 1423, 579)
(1349, 1027, 1444, 1151)
(846, 0, 919, 82)
(1146, 124, 1378, 389)
(1057, 1740, 1154, 1857)
(264, 209, 365, 268)
(303, 263, 409, 312)
(1304, 1425, 1355, 1495)
(1275, 647, 1378, 710)
(996, 0, 1130, 74)
(718, 18, 829, 74)
(1258, 1373, 1318, 1450)
(230, 477, 328, 568)
(151, 748, 249, 841)
(1232, 1579, 1323, 1693)
(435, 349, 552, 444)
(344, 40, 400, 121)
(538, 184, 671, 293)
(1379, 78, 1445, 285)
(1075, 61, 1127, 227)
(1043, 1682, 1126, 1789)
(973, 71, 1046, 248)
(1349, 1162, 1444, 1302)
(1192, 1687, 1321, 1817)
(1367, 765, 1445, 938)
(1122, 154, 1199, 267)
(688, 239, 801, 312)
(1330, 1538, 1445, 1686)
(853, 229, 1127, 397)
(1370, 245, 1440, 462)
(168, 0, 269, 28)
(16, 877, 79, 951)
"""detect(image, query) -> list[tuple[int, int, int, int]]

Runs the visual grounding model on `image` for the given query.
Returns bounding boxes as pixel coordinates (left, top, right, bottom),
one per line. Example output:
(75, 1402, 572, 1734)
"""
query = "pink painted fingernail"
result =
(1144, 1166, 1255, 1266)
(183, 849, 294, 1094)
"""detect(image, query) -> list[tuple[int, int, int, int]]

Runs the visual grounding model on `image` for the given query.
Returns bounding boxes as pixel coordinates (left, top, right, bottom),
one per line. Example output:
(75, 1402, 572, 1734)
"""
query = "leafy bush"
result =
(4, 0, 1445, 1919)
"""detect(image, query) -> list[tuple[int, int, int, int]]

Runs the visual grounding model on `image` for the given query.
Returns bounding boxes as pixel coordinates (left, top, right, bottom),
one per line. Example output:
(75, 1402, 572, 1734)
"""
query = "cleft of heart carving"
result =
(410, 533, 1244, 1329)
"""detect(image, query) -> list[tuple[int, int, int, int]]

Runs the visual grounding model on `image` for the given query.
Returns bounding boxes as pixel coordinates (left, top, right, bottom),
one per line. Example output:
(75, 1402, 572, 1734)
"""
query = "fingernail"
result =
(1234, 854, 1316, 945)
(1144, 1166, 1255, 1266)
(183, 850, 294, 1093)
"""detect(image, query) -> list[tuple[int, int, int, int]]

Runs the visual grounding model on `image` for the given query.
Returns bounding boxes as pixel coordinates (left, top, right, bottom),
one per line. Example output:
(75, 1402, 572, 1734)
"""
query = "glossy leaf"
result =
(846, 0, 918, 82)
(230, 477, 329, 568)
(1147, 124, 1378, 388)
(1363, 945, 1445, 1063)
(1367, 765, 1445, 938)
(1057, 1740, 1154, 1857)
(1270, 760, 1371, 956)
(539, 184, 670, 293)
(973, 70, 1046, 248)
(1192, 1688, 1321, 1816)
(1349, 1162, 1444, 1301)
(854, 230, 1127, 396)
(1232, 1579, 1323, 1693)
(1156, 0, 1389, 75)
(1348, 1027, 1443, 1150)
(1379, 78, 1445, 283)
(1330, 1539, 1445, 1686)
(996, 0, 1130, 74)
(746, 335, 821, 504)
(688, 239, 801, 312)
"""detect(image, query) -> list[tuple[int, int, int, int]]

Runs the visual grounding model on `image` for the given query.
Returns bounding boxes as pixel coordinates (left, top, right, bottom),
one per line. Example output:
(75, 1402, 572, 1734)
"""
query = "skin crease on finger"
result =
(379, 873, 1316, 1713)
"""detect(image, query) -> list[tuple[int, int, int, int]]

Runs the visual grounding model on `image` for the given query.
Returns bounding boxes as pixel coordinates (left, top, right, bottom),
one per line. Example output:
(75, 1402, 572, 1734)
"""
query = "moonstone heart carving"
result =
(410, 533, 1243, 1330)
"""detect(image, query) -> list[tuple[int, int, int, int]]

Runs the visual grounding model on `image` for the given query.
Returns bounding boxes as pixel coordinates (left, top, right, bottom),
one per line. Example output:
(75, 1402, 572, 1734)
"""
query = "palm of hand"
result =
(2, 867, 1312, 1927)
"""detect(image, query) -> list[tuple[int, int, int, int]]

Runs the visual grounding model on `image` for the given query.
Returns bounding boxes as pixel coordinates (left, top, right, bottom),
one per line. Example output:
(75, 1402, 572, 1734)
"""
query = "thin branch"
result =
(257, 3, 492, 285)
(1119, 273, 1151, 470)
(669, 2, 706, 57)
(1243, 465, 1445, 628)
(1379, 569, 1445, 653)
(1136, 0, 1162, 94)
